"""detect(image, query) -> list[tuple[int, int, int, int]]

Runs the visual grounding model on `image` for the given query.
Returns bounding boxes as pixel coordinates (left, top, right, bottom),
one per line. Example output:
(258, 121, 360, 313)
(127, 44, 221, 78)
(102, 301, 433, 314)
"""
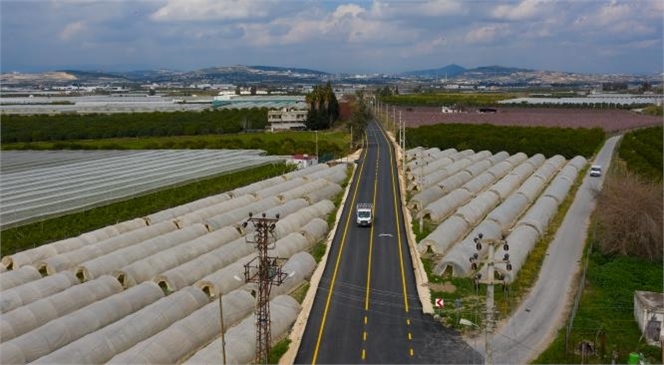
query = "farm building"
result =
(634, 291, 664, 347)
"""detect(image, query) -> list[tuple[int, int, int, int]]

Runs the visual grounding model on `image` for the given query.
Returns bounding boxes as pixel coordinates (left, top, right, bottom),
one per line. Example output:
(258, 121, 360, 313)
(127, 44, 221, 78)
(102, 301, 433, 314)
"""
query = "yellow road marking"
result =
(410, 348, 414, 356)
(364, 146, 380, 311)
(363, 331, 367, 341)
(406, 319, 411, 325)
(364, 316, 368, 325)
(408, 332, 412, 340)
(362, 349, 366, 360)
(311, 134, 370, 365)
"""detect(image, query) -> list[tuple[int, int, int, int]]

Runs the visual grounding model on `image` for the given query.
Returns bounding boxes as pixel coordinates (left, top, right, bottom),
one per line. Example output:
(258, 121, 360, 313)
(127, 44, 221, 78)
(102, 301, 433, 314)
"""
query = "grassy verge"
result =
(1, 163, 293, 257)
(290, 282, 310, 304)
(269, 338, 292, 364)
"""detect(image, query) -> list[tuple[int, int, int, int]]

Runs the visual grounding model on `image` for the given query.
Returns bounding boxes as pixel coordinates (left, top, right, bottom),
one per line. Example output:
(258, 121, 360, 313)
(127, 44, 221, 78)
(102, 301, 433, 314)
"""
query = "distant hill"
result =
(464, 65, 534, 75)
(402, 64, 466, 78)
(249, 65, 329, 76)
(57, 70, 129, 81)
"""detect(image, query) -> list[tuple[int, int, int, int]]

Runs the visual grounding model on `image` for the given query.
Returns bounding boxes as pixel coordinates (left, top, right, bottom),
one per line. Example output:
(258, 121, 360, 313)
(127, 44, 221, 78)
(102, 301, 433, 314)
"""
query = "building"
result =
(634, 291, 664, 347)
(289, 154, 318, 169)
(267, 107, 308, 132)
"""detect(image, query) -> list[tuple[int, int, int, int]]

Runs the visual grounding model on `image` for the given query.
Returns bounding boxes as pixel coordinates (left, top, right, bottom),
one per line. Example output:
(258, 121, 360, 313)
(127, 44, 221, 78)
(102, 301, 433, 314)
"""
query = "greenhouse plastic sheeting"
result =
(114, 226, 241, 288)
(184, 295, 300, 365)
(299, 218, 329, 244)
(534, 155, 566, 181)
(485, 194, 530, 230)
(144, 193, 232, 225)
(277, 179, 330, 202)
(0, 265, 41, 291)
(2, 150, 280, 227)
(273, 200, 335, 239)
(0, 281, 163, 364)
(455, 191, 501, 225)
(517, 196, 560, 236)
(418, 215, 469, 255)
(1, 218, 147, 270)
(305, 164, 348, 184)
(405, 147, 425, 161)
(493, 225, 541, 283)
(282, 163, 329, 180)
(408, 157, 473, 192)
(0, 271, 79, 314)
(434, 170, 473, 196)
(107, 289, 254, 364)
(205, 196, 281, 231)
(75, 224, 209, 281)
(301, 183, 343, 205)
(34, 286, 209, 364)
(418, 189, 473, 223)
(269, 252, 316, 298)
(434, 220, 503, 277)
(253, 177, 309, 200)
(174, 195, 257, 228)
(407, 185, 445, 212)
(0, 275, 122, 342)
(37, 220, 178, 275)
(228, 176, 287, 198)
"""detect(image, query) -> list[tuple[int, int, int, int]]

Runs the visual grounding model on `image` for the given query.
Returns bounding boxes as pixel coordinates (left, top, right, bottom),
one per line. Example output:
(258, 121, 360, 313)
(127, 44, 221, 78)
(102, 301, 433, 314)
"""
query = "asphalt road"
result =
(295, 121, 480, 364)
(483, 135, 621, 364)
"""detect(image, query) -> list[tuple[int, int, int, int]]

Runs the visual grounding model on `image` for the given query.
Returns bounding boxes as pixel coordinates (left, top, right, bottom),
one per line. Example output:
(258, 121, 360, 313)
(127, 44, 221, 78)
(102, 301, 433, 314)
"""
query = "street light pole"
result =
(219, 294, 227, 365)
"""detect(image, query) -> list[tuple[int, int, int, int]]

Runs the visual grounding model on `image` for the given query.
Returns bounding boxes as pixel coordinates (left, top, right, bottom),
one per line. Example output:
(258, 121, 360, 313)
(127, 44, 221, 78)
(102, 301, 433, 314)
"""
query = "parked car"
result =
(590, 165, 602, 177)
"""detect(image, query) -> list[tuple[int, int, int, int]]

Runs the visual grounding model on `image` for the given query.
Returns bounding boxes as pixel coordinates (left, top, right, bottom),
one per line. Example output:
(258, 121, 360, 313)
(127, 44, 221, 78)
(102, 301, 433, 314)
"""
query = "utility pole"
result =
(219, 294, 227, 365)
(400, 111, 405, 173)
(315, 130, 318, 163)
(242, 212, 288, 364)
(469, 233, 511, 365)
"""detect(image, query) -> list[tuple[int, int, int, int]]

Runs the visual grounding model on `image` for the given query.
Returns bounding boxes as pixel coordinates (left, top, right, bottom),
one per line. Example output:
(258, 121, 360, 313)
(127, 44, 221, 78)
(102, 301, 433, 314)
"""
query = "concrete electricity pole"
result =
(242, 212, 288, 364)
(469, 233, 512, 365)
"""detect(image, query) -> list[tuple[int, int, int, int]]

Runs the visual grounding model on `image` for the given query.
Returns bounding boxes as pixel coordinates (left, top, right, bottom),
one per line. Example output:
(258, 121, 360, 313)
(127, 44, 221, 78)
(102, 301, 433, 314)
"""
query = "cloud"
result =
(150, 0, 274, 22)
(60, 21, 86, 40)
(492, 0, 552, 21)
(465, 24, 511, 44)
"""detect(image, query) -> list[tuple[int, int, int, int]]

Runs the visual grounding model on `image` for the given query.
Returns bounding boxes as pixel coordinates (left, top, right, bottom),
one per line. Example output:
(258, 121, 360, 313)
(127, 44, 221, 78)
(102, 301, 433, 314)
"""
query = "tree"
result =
(235, 85, 241, 95)
(305, 82, 339, 130)
(348, 90, 370, 143)
(250, 86, 257, 95)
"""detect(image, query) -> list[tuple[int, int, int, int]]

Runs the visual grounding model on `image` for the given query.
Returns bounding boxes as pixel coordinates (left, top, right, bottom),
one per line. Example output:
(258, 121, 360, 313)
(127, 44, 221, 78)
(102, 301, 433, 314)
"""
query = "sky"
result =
(1, 0, 662, 75)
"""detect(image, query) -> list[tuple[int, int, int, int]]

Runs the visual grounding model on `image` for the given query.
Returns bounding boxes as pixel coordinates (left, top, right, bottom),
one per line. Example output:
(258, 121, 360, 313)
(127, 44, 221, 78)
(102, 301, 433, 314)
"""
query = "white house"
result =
(267, 107, 308, 132)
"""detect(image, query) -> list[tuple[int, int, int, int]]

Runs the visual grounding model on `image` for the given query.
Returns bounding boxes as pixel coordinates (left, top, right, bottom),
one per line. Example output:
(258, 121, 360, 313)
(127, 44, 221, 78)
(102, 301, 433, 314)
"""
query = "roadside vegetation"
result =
(536, 128, 663, 364)
(1, 163, 293, 257)
(405, 123, 605, 159)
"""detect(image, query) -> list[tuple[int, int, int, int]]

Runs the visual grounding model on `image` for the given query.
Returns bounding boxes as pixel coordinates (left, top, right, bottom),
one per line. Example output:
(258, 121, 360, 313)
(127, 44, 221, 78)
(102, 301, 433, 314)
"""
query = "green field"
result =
(618, 125, 663, 181)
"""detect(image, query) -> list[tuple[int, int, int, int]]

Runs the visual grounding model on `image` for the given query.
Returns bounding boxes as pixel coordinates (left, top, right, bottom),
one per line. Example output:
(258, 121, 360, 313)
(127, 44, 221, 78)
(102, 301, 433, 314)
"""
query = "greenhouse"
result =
(0, 271, 80, 313)
(0, 281, 164, 364)
(107, 289, 255, 364)
(33, 286, 210, 364)
(74, 224, 209, 282)
(1, 150, 283, 227)
(0, 275, 122, 342)
(37, 220, 178, 275)
(184, 295, 300, 364)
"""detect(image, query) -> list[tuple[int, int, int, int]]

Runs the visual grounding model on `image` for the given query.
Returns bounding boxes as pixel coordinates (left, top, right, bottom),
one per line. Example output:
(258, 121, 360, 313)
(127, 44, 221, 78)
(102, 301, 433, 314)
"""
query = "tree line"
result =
(618, 125, 663, 181)
(1, 108, 269, 143)
(406, 123, 605, 159)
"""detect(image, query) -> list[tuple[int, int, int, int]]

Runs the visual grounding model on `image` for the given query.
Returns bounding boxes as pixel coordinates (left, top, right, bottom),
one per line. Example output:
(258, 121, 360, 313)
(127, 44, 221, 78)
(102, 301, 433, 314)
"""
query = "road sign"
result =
(435, 298, 444, 308)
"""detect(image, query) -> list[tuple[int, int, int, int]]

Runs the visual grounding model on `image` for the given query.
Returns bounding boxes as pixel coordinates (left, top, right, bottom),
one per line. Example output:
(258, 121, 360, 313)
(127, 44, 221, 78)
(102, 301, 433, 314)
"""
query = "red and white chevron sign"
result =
(435, 298, 444, 308)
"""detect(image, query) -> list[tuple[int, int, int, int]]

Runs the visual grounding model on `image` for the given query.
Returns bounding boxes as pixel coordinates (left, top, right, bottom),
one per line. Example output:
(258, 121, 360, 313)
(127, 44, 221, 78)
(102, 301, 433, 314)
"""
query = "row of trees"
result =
(618, 125, 663, 181)
(305, 82, 339, 130)
(1, 109, 268, 143)
(381, 93, 510, 107)
(406, 123, 604, 159)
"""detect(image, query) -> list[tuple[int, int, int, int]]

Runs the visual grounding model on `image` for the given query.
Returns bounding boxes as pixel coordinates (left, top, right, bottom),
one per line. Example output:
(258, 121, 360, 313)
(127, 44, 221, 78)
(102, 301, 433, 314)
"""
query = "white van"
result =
(590, 165, 602, 177)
